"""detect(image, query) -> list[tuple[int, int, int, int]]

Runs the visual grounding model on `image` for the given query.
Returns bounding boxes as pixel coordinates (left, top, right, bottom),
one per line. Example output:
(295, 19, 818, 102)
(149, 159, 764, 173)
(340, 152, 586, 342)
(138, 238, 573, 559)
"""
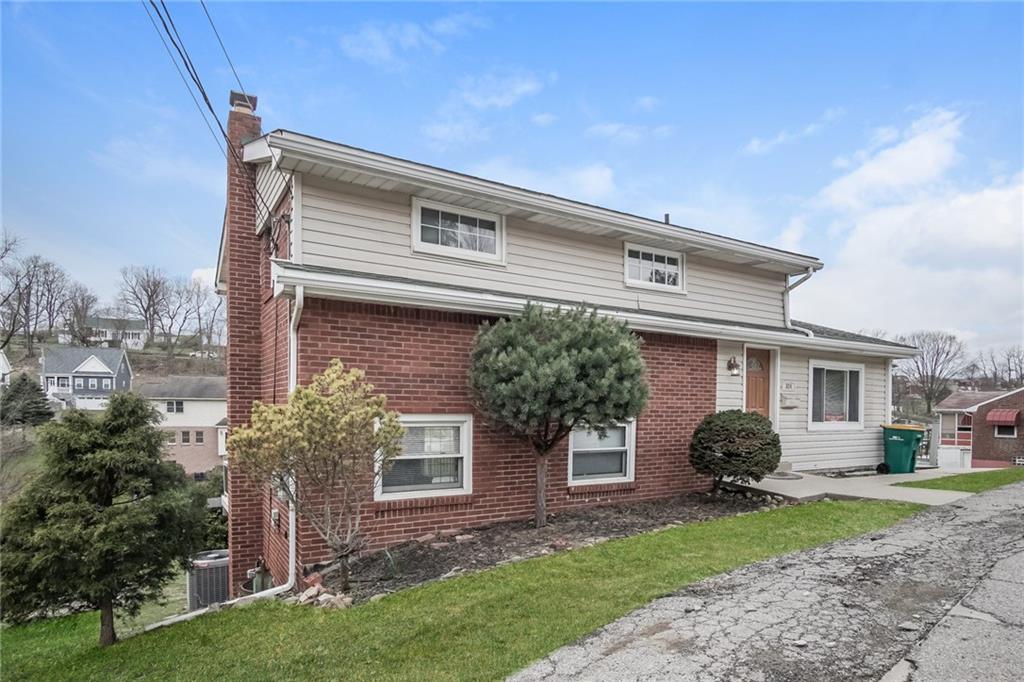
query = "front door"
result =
(745, 348, 772, 418)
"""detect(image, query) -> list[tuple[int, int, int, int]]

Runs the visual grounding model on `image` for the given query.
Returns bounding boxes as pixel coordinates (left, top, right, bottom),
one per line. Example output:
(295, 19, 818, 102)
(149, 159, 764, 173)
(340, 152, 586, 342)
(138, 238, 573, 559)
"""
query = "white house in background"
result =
(137, 376, 227, 477)
(39, 346, 133, 411)
(58, 316, 147, 350)
(0, 349, 12, 386)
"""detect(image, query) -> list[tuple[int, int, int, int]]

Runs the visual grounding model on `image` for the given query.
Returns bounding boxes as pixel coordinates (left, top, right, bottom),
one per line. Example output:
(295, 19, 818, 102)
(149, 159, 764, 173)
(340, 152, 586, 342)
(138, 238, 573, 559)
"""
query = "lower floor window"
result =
(809, 360, 863, 428)
(569, 422, 635, 484)
(195, 431, 205, 444)
(181, 430, 190, 444)
(995, 424, 1017, 438)
(379, 415, 472, 498)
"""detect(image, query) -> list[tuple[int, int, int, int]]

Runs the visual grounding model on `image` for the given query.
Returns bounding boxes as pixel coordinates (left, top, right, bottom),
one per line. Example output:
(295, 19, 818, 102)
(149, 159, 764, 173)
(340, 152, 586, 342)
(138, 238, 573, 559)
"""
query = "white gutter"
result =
(271, 262, 918, 359)
(146, 291, 305, 633)
(782, 267, 815, 338)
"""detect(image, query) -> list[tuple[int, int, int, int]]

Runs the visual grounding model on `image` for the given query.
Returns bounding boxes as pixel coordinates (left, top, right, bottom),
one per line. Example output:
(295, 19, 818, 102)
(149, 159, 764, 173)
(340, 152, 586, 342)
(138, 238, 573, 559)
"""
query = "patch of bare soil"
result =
(327, 489, 778, 602)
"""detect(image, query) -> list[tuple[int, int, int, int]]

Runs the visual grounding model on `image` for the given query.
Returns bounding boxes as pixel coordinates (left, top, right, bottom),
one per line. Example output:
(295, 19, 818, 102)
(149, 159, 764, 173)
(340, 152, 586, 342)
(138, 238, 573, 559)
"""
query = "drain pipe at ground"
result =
(146, 288, 305, 632)
(783, 267, 816, 338)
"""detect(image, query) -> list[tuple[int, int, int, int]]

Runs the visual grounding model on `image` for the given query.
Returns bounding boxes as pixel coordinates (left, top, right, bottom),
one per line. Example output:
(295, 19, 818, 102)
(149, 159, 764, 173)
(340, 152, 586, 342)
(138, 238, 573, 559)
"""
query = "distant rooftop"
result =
(137, 375, 226, 400)
(86, 316, 146, 331)
(936, 389, 1019, 412)
(41, 346, 128, 375)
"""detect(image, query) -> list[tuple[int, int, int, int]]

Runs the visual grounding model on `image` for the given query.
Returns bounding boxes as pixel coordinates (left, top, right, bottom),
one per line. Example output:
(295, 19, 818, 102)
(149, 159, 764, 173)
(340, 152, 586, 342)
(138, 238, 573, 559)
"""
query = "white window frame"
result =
(623, 242, 686, 293)
(195, 430, 205, 444)
(375, 414, 473, 501)
(994, 424, 1018, 439)
(166, 431, 177, 445)
(57, 376, 70, 389)
(180, 430, 190, 445)
(102, 378, 112, 390)
(74, 377, 83, 389)
(88, 378, 97, 389)
(807, 359, 865, 431)
(410, 197, 506, 265)
(567, 421, 637, 487)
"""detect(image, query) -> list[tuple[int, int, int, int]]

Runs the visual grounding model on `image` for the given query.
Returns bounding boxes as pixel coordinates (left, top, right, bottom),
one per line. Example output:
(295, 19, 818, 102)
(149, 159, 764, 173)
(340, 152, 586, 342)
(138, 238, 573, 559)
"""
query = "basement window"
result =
(411, 198, 504, 264)
(377, 415, 473, 500)
(808, 360, 864, 430)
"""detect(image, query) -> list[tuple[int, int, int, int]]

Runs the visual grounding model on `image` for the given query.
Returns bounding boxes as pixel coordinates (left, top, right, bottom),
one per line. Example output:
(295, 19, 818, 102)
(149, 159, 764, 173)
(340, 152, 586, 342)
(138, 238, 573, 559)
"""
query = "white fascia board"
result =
(242, 137, 273, 163)
(255, 132, 823, 276)
(271, 262, 917, 359)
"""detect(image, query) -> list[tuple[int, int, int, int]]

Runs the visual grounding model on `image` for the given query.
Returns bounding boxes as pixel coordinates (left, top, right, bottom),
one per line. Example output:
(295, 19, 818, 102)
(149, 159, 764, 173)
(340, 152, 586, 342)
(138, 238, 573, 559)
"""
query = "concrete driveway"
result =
(510, 483, 1024, 682)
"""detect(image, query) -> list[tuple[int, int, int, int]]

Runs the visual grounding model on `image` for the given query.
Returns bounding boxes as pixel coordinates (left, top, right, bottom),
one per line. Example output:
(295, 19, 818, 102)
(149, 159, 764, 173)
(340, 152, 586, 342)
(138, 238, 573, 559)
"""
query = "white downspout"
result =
(783, 267, 816, 337)
(147, 287, 305, 631)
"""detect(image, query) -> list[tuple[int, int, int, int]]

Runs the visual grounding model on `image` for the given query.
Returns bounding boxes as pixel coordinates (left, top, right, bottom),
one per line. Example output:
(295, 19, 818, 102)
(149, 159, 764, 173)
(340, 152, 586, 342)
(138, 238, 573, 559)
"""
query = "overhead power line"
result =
(199, 0, 247, 97)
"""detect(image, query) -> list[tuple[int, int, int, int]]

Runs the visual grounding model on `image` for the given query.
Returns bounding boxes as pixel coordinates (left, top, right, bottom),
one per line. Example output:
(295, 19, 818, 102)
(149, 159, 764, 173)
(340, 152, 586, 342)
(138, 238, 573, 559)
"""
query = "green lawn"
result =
(896, 466, 1024, 493)
(1, 500, 921, 682)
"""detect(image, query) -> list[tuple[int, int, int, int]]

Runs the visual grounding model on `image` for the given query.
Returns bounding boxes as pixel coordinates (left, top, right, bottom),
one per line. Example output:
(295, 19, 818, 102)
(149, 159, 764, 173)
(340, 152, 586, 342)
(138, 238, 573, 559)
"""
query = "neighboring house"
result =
(137, 376, 227, 477)
(39, 346, 132, 411)
(0, 349, 11, 386)
(57, 316, 147, 350)
(935, 388, 1024, 468)
(217, 91, 918, 593)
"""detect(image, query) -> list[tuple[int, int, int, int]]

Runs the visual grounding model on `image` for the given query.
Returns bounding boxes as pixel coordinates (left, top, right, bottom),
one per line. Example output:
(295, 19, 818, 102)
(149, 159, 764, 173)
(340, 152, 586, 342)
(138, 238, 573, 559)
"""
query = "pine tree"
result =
(0, 372, 54, 427)
(469, 303, 650, 528)
(0, 392, 207, 646)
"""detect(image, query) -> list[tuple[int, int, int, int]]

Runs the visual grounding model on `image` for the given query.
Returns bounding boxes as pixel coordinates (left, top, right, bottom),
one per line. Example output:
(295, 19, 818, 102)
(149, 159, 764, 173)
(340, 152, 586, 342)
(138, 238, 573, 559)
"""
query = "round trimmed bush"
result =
(689, 410, 782, 488)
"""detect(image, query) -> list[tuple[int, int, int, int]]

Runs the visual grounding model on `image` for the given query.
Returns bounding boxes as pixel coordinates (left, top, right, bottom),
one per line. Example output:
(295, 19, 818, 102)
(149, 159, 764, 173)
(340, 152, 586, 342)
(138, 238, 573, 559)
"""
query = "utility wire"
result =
(199, 0, 247, 97)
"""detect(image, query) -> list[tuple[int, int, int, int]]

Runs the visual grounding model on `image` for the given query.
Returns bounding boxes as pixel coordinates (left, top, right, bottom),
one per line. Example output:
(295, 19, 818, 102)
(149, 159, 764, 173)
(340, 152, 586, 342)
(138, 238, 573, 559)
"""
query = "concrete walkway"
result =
(880, 549, 1024, 682)
(736, 469, 974, 506)
(510, 482, 1024, 682)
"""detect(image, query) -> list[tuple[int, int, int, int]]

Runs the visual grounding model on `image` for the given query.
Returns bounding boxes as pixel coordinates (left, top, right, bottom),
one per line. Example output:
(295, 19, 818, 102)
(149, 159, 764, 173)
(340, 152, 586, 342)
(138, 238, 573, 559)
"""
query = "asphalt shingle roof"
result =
(137, 375, 226, 400)
(935, 390, 1013, 412)
(789, 320, 915, 350)
(41, 346, 127, 375)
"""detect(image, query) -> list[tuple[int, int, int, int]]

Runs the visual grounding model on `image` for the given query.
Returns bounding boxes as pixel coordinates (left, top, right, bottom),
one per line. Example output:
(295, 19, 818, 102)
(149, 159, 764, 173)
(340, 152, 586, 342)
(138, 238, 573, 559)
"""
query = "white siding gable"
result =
(73, 355, 114, 375)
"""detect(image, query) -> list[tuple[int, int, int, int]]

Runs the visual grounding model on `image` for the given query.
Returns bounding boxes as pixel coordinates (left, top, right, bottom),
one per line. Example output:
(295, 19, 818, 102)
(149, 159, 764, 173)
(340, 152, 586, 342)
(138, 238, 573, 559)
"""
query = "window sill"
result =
(807, 423, 864, 432)
(565, 481, 636, 496)
(373, 493, 475, 512)
(410, 246, 508, 269)
(624, 281, 687, 295)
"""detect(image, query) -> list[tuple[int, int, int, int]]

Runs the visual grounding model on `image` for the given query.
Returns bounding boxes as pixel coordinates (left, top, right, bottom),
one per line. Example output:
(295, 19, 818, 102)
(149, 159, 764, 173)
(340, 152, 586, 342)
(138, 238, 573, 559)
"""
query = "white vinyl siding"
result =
(298, 176, 787, 327)
(776, 349, 888, 471)
(716, 340, 745, 412)
(255, 153, 290, 229)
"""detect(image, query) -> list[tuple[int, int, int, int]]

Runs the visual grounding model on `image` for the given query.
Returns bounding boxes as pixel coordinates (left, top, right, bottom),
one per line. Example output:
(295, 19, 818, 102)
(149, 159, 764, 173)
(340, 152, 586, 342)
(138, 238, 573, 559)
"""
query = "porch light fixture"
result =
(727, 356, 741, 376)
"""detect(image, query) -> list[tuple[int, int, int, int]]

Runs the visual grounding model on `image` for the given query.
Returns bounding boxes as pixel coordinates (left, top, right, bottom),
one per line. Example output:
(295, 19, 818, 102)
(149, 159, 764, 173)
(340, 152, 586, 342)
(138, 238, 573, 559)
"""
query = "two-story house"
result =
(138, 375, 227, 477)
(217, 91, 917, 594)
(57, 316, 147, 350)
(39, 346, 132, 411)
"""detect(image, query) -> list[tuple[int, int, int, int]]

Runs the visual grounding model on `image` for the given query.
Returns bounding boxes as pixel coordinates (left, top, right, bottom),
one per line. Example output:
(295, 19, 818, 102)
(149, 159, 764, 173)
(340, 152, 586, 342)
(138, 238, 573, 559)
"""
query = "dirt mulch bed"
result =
(325, 489, 783, 602)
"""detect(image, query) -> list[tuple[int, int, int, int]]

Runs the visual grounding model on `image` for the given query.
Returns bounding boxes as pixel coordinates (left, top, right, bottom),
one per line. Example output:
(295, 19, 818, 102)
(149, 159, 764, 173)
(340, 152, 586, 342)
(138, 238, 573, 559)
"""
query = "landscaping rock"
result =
(324, 595, 352, 609)
(898, 621, 920, 632)
(455, 534, 475, 543)
(298, 585, 322, 604)
(305, 572, 323, 586)
(369, 593, 387, 602)
(415, 533, 437, 544)
(315, 593, 335, 607)
(430, 542, 451, 550)
(439, 529, 462, 538)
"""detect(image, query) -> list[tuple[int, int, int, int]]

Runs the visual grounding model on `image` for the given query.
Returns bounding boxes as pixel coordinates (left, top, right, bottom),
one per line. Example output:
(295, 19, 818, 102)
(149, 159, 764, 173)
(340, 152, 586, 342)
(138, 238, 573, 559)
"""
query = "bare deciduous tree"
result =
(119, 266, 168, 344)
(156, 278, 199, 358)
(36, 261, 69, 338)
(895, 331, 968, 415)
(62, 283, 99, 346)
(192, 280, 224, 360)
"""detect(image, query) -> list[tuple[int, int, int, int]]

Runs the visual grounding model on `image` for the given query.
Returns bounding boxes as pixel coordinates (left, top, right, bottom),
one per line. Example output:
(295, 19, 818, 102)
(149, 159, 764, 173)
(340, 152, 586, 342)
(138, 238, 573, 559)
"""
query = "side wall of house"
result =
(297, 176, 787, 327)
(282, 299, 716, 574)
(973, 392, 1024, 464)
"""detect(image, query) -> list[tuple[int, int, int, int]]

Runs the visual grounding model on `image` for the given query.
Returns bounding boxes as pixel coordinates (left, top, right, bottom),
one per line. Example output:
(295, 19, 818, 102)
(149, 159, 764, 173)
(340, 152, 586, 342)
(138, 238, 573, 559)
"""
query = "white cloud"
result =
(459, 72, 544, 110)
(339, 13, 487, 68)
(743, 107, 845, 155)
(471, 157, 616, 203)
(191, 267, 216, 290)
(530, 113, 557, 127)
(422, 118, 491, 147)
(790, 108, 1022, 348)
(91, 135, 221, 195)
(774, 217, 807, 253)
(632, 95, 659, 112)
(585, 122, 673, 144)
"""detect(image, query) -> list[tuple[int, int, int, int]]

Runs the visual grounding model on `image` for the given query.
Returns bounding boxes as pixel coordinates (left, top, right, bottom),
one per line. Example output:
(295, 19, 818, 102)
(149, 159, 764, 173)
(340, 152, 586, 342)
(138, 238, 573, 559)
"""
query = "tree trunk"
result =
(99, 595, 117, 647)
(535, 455, 548, 529)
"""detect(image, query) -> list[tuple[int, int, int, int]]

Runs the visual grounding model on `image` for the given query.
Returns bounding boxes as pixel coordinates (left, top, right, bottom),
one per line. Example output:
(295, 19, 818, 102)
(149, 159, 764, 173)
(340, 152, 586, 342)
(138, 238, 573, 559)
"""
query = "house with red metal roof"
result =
(935, 387, 1024, 468)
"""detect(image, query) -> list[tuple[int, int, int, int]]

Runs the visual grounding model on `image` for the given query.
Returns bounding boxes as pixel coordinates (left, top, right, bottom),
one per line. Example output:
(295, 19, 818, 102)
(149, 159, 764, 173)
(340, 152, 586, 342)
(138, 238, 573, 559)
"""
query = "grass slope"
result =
(896, 467, 1024, 493)
(1, 500, 921, 682)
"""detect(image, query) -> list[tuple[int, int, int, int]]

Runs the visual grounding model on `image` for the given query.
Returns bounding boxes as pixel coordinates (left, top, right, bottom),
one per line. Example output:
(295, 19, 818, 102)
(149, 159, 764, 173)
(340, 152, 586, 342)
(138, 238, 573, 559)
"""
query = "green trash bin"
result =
(881, 424, 925, 474)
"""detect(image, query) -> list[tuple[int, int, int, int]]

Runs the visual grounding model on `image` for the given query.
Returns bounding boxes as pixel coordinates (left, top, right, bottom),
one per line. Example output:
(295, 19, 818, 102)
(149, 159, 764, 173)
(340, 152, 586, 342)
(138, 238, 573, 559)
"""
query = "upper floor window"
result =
(808, 360, 864, 431)
(167, 400, 184, 413)
(624, 243, 684, 292)
(411, 198, 504, 264)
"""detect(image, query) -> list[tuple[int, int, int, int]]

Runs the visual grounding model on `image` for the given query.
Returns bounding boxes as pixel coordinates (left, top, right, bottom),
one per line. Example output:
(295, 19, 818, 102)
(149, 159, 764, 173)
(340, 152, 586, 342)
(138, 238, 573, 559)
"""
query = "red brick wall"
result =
(284, 299, 715, 575)
(225, 98, 267, 595)
(972, 391, 1024, 463)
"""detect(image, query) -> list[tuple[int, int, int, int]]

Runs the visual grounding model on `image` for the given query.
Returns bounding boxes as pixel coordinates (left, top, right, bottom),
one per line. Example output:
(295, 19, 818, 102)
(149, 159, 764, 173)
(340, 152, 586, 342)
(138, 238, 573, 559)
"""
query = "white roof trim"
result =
(72, 355, 114, 375)
(251, 131, 824, 276)
(271, 261, 916, 359)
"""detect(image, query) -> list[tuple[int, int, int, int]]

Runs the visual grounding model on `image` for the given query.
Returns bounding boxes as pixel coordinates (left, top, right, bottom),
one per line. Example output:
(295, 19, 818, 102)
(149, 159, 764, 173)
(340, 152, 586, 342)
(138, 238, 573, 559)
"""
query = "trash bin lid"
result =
(880, 423, 925, 431)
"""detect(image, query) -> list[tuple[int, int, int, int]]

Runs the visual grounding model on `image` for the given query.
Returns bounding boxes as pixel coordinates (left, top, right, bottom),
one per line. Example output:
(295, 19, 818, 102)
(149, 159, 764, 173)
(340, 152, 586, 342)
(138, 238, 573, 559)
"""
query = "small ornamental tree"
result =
(689, 410, 781, 489)
(0, 372, 54, 427)
(228, 360, 404, 591)
(0, 393, 207, 646)
(469, 303, 649, 528)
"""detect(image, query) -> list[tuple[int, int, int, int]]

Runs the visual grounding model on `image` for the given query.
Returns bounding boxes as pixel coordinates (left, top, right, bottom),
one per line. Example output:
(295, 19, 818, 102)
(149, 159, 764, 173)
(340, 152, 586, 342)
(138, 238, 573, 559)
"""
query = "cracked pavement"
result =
(510, 483, 1024, 682)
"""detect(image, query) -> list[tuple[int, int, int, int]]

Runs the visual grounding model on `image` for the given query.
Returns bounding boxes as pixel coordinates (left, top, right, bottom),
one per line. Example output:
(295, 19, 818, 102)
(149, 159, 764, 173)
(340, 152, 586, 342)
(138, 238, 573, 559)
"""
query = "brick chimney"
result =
(224, 90, 265, 595)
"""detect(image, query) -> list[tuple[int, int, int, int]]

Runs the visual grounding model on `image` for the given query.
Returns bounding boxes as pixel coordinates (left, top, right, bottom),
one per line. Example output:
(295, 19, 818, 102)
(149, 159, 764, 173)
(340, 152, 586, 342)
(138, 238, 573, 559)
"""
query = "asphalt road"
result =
(510, 483, 1024, 682)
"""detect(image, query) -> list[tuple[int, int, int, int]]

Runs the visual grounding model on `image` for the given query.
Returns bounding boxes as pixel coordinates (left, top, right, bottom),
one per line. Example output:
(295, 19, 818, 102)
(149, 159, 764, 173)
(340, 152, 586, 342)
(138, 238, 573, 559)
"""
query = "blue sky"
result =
(3, 2, 1021, 348)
